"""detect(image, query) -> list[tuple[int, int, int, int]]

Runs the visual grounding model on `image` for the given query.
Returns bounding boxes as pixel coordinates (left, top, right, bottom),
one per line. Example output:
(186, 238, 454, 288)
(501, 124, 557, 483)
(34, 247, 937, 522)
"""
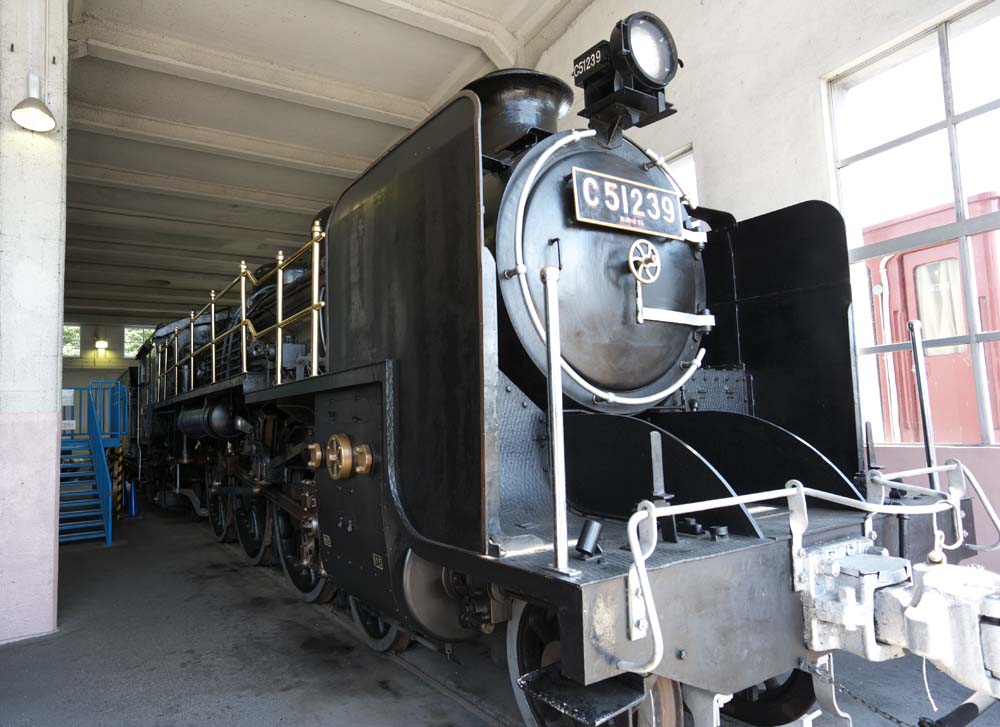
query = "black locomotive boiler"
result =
(134, 12, 1000, 727)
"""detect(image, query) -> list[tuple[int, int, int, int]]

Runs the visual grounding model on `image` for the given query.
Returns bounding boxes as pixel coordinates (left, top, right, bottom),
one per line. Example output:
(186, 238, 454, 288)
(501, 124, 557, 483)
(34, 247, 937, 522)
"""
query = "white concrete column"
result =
(0, 0, 68, 645)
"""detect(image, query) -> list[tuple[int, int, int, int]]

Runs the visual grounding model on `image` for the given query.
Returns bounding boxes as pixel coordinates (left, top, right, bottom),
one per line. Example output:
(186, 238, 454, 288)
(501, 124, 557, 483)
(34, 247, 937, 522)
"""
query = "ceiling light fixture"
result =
(11, 0, 56, 133)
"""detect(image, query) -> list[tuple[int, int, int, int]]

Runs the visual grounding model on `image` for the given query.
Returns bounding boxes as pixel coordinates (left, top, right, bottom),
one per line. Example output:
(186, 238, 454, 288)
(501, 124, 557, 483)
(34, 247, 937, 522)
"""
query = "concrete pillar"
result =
(0, 0, 68, 645)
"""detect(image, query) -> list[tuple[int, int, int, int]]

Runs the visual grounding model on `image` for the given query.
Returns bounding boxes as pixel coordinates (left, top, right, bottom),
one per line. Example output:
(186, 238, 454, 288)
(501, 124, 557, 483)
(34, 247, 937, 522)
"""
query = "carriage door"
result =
(901, 244, 978, 443)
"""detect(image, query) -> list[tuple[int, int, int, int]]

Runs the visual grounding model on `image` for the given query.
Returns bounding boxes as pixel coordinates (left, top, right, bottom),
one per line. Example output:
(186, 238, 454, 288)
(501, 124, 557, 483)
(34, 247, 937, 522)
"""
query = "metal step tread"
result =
(59, 531, 106, 543)
(60, 480, 98, 488)
(60, 469, 96, 477)
(60, 507, 103, 517)
(59, 519, 106, 531)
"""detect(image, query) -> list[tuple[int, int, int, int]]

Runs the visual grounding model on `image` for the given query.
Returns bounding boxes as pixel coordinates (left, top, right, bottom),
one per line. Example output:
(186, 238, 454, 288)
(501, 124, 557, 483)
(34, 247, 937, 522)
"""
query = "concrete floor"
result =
(0, 508, 987, 727)
(0, 509, 496, 727)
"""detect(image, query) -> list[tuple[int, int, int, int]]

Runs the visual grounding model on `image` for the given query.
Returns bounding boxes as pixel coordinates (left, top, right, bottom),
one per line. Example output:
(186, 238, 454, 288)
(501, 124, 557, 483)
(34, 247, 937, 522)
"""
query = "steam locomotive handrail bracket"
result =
(153, 220, 326, 399)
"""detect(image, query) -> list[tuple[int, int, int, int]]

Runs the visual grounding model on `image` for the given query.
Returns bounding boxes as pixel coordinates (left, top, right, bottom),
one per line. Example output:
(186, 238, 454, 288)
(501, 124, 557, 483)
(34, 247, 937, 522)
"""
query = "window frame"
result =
(830, 1, 1000, 444)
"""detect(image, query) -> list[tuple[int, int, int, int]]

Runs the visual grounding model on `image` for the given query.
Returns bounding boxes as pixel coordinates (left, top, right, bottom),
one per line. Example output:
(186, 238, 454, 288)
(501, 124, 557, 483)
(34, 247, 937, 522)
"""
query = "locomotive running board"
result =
(517, 663, 646, 726)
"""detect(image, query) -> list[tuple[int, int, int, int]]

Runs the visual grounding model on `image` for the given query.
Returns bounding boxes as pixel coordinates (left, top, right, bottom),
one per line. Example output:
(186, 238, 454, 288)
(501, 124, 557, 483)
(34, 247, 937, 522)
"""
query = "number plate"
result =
(571, 167, 683, 240)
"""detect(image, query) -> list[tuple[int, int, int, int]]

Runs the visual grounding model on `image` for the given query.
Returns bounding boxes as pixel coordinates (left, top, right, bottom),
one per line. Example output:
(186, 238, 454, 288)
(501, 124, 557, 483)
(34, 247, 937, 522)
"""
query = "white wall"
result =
(0, 0, 68, 645)
(536, 0, 974, 220)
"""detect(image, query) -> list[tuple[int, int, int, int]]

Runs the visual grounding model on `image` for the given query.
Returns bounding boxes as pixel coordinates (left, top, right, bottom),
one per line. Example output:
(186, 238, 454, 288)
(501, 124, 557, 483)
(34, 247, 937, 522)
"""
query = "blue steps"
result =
(58, 382, 128, 546)
(58, 438, 110, 544)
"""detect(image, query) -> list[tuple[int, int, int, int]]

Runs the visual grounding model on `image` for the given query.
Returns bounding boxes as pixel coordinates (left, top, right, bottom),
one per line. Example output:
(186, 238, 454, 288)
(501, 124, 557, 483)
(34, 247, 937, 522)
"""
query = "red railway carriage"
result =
(864, 191, 1000, 443)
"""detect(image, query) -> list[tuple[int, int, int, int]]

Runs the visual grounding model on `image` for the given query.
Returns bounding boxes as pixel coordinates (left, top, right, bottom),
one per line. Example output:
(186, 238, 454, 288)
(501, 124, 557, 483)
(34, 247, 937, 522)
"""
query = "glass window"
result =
(834, 1, 1000, 445)
(861, 345, 978, 445)
(850, 242, 966, 347)
(63, 325, 80, 358)
(949, 1, 1000, 113)
(957, 107, 1000, 220)
(839, 130, 955, 239)
(123, 326, 154, 359)
(974, 224, 1000, 334)
(913, 258, 968, 353)
(667, 148, 699, 208)
(831, 32, 944, 159)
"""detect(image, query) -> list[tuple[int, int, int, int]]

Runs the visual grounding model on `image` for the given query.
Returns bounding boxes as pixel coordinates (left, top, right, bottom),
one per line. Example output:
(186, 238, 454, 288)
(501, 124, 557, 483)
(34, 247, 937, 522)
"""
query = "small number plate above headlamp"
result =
(571, 167, 683, 240)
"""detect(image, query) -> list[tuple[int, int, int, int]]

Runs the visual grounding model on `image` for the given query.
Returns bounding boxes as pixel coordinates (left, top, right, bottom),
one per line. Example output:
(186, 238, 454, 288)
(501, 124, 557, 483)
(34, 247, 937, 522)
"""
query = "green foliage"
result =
(62, 325, 80, 357)
(124, 327, 154, 359)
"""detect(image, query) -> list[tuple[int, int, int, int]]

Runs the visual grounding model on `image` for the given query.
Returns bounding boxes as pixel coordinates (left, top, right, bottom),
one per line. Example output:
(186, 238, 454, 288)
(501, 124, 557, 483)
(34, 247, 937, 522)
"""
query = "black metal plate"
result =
(649, 411, 863, 502)
(324, 94, 491, 553)
(701, 201, 864, 480)
(518, 663, 645, 726)
(315, 382, 402, 618)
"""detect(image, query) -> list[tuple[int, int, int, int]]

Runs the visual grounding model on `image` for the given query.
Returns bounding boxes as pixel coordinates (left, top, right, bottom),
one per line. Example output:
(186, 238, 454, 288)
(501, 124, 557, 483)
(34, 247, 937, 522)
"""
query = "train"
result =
(132, 12, 1000, 727)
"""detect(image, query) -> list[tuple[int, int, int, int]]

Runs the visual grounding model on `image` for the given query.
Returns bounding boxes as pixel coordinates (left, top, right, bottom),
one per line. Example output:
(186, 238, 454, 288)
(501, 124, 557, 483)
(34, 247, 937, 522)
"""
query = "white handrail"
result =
(618, 484, 959, 674)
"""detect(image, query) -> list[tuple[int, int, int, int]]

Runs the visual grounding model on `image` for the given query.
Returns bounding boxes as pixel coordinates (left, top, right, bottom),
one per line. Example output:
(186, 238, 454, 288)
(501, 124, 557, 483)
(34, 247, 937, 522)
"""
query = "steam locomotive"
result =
(134, 11, 1000, 727)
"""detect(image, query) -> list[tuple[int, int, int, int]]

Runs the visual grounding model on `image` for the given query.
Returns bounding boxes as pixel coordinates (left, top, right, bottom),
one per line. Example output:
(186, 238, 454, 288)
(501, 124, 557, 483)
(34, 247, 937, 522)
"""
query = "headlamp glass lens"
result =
(629, 17, 670, 85)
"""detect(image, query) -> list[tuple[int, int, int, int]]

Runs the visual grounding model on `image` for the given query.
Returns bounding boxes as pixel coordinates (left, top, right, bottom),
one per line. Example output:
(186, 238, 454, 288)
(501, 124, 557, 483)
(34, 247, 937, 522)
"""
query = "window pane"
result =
(840, 130, 955, 247)
(123, 326, 154, 359)
(913, 258, 968, 352)
(957, 107, 1000, 220)
(668, 149, 699, 208)
(983, 340, 1000, 443)
(832, 32, 944, 159)
(861, 346, 977, 445)
(949, 2, 1000, 114)
(968, 222, 1000, 334)
(63, 325, 80, 358)
(851, 240, 966, 346)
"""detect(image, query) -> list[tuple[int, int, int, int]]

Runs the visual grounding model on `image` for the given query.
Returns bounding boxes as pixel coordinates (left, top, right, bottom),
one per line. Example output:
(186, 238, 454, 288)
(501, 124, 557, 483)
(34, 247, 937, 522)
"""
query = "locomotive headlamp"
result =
(619, 13, 678, 88)
(573, 11, 680, 143)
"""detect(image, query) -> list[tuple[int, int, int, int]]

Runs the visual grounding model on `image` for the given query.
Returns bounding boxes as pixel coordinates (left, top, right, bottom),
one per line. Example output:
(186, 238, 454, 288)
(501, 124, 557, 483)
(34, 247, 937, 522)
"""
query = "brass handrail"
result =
(153, 220, 326, 402)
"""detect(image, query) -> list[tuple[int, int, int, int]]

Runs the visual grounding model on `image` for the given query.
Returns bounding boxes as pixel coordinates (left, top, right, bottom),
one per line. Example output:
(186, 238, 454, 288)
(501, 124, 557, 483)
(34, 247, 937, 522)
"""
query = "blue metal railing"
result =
(86, 392, 114, 545)
(61, 380, 128, 445)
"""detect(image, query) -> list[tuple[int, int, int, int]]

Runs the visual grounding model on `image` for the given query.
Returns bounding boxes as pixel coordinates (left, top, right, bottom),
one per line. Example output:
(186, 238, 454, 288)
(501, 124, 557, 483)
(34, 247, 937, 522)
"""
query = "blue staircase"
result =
(59, 381, 128, 545)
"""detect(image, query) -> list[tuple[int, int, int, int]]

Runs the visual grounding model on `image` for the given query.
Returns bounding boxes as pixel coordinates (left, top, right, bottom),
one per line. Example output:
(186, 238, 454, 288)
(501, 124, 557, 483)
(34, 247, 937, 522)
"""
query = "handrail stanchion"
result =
(541, 266, 574, 575)
(188, 311, 196, 391)
(908, 320, 939, 491)
(276, 250, 284, 385)
(310, 221, 321, 377)
(210, 290, 217, 383)
(173, 327, 179, 396)
(240, 261, 248, 374)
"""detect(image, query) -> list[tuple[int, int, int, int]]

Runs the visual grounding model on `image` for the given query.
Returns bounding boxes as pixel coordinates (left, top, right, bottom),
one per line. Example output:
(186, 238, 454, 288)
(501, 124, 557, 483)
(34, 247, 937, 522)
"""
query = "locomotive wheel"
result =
(208, 493, 233, 543)
(506, 600, 681, 727)
(272, 506, 335, 603)
(233, 494, 271, 566)
(722, 669, 816, 726)
(348, 596, 411, 654)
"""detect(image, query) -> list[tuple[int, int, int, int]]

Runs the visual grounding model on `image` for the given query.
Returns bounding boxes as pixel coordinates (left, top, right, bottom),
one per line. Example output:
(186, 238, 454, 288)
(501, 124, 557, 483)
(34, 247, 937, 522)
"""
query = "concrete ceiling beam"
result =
(70, 15, 426, 128)
(68, 234, 274, 264)
(69, 103, 370, 179)
(337, 0, 517, 68)
(68, 161, 330, 215)
(67, 204, 305, 242)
